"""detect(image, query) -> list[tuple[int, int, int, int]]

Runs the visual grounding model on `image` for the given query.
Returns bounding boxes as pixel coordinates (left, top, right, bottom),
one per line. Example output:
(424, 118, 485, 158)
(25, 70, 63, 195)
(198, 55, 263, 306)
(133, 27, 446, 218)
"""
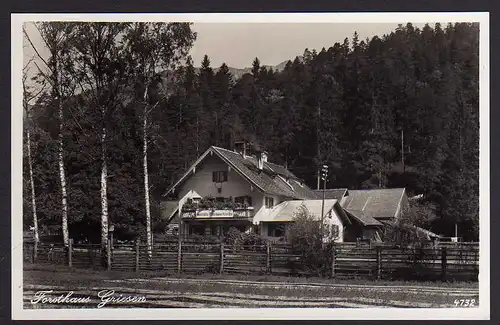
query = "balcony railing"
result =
(181, 207, 254, 219)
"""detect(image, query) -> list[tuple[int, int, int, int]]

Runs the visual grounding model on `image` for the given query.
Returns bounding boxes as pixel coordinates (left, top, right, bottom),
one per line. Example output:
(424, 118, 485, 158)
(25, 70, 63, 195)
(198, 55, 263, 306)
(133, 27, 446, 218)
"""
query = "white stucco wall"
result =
(260, 222, 268, 237)
(177, 155, 264, 212)
(253, 194, 284, 225)
(339, 195, 349, 206)
(326, 208, 344, 242)
(394, 192, 409, 220)
(259, 206, 345, 242)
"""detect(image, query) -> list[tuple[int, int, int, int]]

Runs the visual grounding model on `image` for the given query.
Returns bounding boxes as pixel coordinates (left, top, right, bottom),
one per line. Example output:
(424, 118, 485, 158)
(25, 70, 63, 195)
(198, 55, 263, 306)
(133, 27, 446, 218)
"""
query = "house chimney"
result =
(258, 151, 268, 171)
(234, 141, 247, 158)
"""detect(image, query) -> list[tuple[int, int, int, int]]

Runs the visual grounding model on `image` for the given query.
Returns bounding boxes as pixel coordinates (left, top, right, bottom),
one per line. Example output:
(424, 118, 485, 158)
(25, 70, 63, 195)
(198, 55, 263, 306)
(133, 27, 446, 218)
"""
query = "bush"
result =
(225, 227, 242, 245)
(223, 227, 267, 251)
(285, 205, 338, 276)
(187, 233, 220, 243)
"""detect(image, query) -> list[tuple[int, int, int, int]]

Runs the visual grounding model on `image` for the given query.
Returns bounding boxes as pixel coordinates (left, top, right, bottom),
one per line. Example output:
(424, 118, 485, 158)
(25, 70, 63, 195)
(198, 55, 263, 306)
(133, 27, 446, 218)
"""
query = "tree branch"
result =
(23, 25, 50, 69)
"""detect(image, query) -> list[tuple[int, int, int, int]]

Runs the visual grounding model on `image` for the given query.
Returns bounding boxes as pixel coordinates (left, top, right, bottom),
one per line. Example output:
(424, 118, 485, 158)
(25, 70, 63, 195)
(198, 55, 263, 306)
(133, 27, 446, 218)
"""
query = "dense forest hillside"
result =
(23, 22, 479, 244)
(191, 58, 295, 80)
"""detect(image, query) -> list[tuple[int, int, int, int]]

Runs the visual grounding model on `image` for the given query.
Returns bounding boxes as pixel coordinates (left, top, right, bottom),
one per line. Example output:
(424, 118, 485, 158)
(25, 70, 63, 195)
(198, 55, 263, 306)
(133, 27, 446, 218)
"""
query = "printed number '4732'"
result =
(454, 299, 476, 307)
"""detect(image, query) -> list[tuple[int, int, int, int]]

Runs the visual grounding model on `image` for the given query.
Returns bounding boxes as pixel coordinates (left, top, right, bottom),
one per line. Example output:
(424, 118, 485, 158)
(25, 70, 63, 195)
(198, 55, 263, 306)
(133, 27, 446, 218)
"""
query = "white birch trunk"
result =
(100, 125, 109, 250)
(26, 128, 39, 245)
(143, 104, 152, 257)
(58, 100, 69, 246)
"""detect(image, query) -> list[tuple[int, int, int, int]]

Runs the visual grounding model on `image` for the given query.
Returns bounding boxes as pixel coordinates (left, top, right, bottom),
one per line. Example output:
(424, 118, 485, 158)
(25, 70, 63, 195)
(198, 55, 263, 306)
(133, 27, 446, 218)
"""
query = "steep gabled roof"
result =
(344, 209, 383, 227)
(380, 220, 442, 239)
(163, 146, 317, 199)
(341, 188, 407, 220)
(289, 179, 321, 200)
(255, 199, 350, 224)
(160, 200, 179, 223)
(314, 188, 348, 201)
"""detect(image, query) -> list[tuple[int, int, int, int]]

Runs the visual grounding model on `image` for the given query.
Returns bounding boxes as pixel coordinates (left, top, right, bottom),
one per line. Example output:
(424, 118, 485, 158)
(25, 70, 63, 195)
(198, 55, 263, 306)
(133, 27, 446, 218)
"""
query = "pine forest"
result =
(22, 22, 480, 245)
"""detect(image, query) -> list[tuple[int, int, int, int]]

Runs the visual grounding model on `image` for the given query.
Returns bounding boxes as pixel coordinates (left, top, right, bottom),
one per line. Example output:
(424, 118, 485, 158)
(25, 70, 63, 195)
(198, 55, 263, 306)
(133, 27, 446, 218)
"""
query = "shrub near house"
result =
(285, 205, 339, 276)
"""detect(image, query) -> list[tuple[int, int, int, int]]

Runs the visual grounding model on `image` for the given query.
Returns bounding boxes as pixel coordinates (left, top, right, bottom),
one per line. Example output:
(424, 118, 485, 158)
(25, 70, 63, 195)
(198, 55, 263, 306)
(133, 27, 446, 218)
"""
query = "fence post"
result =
(68, 238, 73, 268)
(376, 246, 381, 280)
(107, 240, 112, 271)
(331, 245, 336, 278)
(441, 247, 447, 281)
(177, 239, 182, 274)
(135, 239, 140, 272)
(220, 242, 224, 274)
(266, 241, 271, 274)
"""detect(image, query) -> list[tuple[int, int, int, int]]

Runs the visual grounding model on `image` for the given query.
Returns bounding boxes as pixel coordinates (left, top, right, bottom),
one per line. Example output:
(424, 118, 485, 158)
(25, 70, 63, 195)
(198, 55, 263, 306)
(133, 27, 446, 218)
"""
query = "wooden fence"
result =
(23, 240, 479, 281)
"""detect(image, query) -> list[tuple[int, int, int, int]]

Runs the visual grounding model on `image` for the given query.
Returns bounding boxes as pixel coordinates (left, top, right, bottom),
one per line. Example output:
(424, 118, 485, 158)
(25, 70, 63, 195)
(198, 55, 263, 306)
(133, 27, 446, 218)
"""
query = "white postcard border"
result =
(11, 12, 490, 320)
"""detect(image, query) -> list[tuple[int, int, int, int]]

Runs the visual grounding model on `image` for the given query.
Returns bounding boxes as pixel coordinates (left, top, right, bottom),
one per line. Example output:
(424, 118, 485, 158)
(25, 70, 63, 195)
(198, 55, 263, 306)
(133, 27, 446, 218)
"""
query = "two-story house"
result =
(162, 143, 354, 241)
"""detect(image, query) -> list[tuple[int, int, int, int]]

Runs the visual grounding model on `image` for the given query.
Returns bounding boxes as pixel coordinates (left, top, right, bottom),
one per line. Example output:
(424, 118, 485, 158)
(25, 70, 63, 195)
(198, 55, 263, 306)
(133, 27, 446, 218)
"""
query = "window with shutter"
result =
(265, 197, 274, 208)
(212, 171, 228, 183)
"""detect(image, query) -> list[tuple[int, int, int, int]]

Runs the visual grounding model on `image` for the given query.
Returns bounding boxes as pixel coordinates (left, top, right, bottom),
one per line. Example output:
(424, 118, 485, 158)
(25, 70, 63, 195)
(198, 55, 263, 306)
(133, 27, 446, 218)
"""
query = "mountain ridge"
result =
(193, 56, 303, 79)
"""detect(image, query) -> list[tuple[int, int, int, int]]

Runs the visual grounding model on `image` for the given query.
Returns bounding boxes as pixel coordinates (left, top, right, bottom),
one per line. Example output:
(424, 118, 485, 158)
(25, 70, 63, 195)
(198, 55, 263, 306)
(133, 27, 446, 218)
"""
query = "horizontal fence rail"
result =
(23, 240, 479, 281)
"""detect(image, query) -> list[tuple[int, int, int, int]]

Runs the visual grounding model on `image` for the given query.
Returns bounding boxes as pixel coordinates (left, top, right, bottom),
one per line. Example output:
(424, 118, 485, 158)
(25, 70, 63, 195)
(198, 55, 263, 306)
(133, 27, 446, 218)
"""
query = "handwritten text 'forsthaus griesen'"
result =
(30, 290, 147, 308)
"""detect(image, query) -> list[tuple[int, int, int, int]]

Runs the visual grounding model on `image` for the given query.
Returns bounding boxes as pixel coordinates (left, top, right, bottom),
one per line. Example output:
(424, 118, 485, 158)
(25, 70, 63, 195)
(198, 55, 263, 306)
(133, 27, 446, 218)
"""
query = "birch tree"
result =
(122, 22, 195, 256)
(24, 23, 76, 246)
(22, 57, 46, 247)
(70, 22, 128, 253)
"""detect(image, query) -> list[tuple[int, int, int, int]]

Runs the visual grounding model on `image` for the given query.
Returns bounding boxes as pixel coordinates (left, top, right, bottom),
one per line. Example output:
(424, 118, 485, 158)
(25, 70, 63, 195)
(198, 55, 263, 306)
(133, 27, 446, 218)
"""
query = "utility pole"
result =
(317, 104, 321, 190)
(320, 164, 328, 238)
(401, 128, 405, 173)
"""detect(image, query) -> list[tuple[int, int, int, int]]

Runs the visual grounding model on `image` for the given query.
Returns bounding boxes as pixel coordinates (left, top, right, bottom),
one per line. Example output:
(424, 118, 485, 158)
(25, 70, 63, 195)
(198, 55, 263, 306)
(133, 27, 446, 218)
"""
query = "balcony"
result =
(181, 197, 254, 219)
(181, 207, 255, 219)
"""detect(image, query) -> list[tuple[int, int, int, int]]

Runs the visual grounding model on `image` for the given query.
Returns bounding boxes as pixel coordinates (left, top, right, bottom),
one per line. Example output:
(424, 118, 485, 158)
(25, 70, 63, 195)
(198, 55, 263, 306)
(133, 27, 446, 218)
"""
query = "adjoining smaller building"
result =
(253, 199, 351, 242)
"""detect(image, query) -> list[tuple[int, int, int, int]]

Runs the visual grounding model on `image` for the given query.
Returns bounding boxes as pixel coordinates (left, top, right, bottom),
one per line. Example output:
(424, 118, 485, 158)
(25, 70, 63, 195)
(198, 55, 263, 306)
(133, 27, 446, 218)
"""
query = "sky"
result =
(188, 22, 429, 68)
(23, 22, 433, 72)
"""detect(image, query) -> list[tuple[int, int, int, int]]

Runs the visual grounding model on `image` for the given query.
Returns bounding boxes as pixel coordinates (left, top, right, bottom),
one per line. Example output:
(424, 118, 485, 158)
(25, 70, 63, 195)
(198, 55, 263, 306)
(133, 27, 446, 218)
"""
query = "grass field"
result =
(23, 264, 479, 309)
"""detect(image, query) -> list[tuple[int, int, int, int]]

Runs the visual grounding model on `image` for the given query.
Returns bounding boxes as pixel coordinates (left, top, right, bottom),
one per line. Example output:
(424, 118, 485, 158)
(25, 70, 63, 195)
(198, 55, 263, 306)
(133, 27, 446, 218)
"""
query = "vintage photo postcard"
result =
(11, 12, 490, 320)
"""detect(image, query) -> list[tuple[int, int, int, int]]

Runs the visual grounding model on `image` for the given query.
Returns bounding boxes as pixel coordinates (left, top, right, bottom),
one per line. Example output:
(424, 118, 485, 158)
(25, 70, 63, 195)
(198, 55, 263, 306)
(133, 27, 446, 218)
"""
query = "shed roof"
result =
(160, 200, 179, 223)
(256, 199, 349, 223)
(314, 188, 348, 201)
(341, 188, 406, 219)
(344, 209, 383, 226)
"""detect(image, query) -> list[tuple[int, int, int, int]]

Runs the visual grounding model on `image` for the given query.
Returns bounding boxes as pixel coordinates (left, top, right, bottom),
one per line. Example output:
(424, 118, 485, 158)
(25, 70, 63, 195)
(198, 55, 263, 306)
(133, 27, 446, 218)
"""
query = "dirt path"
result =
(23, 276, 479, 309)
(110, 277, 479, 295)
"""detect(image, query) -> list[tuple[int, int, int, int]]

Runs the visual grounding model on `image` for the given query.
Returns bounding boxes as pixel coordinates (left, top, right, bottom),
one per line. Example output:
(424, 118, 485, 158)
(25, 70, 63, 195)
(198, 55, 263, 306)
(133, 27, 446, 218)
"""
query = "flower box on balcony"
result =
(234, 206, 254, 211)
(180, 196, 254, 218)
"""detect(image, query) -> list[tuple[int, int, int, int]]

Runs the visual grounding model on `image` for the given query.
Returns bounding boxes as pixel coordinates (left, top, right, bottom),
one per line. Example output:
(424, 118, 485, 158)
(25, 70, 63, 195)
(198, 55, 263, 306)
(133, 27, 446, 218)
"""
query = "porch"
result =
(180, 219, 255, 238)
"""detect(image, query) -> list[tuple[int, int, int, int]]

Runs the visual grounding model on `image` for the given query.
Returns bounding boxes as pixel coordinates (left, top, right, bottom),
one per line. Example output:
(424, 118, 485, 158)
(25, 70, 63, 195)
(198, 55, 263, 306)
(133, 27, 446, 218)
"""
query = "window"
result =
(235, 195, 252, 206)
(268, 223, 286, 237)
(189, 224, 205, 236)
(265, 197, 274, 208)
(212, 171, 228, 183)
(331, 224, 340, 237)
